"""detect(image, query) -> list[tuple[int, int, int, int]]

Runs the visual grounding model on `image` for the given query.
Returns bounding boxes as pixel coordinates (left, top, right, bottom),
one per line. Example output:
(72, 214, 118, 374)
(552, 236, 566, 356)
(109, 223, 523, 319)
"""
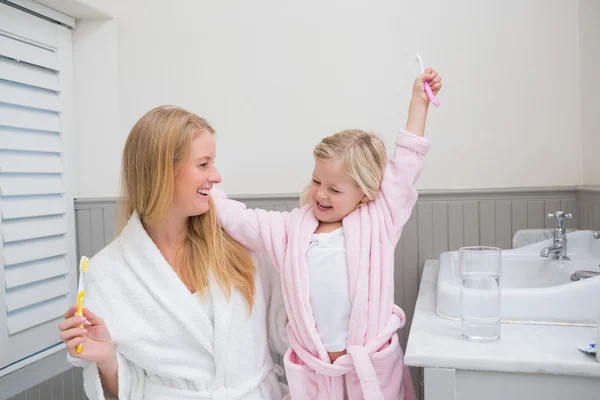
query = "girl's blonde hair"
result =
(117, 105, 256, 309)
(301, 129, 387, 206)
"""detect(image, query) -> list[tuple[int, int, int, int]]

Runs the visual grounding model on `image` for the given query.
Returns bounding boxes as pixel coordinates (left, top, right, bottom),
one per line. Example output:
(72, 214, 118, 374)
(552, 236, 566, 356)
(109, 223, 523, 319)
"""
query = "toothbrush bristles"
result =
(80, 256, 89, 273)
(416, 53, 425, 74)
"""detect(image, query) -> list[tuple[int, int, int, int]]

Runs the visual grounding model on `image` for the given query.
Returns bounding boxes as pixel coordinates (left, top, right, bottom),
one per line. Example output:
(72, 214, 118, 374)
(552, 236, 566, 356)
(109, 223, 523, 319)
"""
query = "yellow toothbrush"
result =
(76, 256, 89, 354)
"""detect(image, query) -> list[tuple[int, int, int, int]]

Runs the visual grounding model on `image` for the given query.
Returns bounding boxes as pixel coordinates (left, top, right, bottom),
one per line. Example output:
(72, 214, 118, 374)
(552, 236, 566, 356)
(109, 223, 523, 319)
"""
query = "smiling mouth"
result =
(316, 200, 332, 210)
(197, 189, 209, 196)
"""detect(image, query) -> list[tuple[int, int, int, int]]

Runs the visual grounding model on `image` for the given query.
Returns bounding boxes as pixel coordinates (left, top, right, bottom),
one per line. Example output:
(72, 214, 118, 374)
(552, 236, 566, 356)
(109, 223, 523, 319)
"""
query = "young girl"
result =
(213, 69, 441, 400)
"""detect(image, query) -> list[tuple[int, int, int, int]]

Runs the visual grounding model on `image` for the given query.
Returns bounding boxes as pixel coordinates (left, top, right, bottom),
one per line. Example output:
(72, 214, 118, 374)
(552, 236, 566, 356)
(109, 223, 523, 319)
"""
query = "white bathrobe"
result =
(71, 211, 289, 400)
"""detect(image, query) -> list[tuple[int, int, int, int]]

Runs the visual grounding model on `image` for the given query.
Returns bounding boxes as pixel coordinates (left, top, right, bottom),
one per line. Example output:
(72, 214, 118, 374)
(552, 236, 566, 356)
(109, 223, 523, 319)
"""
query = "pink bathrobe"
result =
(213, 130, 430, 400)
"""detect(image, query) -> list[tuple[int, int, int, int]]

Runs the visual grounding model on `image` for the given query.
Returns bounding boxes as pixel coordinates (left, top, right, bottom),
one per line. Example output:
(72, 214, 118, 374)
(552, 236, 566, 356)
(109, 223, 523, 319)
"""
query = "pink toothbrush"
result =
(416, 53, 440, 107)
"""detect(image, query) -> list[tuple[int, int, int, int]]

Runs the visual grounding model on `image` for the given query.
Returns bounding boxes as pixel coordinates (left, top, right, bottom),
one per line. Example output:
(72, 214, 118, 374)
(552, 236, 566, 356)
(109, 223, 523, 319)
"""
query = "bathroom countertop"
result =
(404, 261, 600, 377)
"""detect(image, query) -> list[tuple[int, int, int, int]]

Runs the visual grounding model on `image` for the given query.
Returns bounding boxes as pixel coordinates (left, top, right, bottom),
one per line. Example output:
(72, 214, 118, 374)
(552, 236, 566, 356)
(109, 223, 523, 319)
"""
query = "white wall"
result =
(73, 0, 584, 198)
(580, 0, 600, 186)
(73, 19, 122, 198)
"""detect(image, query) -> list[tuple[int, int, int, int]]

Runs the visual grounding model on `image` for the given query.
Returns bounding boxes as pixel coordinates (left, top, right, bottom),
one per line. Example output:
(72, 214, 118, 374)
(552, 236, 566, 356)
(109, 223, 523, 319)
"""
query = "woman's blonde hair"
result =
(118, 105, 256, 309)
(301, 129, 387, 206)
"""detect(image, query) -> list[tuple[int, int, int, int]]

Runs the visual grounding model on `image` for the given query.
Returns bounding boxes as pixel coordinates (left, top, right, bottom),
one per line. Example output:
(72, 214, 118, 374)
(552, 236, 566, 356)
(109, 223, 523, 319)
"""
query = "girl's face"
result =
(308, 158, 367, 223)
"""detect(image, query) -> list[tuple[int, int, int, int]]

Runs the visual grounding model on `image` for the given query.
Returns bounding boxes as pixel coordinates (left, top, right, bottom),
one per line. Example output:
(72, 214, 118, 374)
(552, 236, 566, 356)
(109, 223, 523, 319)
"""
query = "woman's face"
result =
(171, 130, 222, 218)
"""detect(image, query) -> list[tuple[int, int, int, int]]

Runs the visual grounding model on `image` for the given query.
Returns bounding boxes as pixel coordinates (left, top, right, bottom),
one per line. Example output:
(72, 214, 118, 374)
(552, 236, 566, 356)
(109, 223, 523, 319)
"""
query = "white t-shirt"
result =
(306, 227, 351, 352)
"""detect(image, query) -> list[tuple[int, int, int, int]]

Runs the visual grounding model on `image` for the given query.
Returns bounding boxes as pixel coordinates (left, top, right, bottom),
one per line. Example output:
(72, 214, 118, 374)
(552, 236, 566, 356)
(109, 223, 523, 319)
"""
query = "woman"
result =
(58, 106, 288, 399)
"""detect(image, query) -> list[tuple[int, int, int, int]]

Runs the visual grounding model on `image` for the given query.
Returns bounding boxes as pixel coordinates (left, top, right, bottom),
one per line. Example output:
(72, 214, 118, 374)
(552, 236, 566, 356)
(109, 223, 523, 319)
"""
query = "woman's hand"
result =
(59, 306, 120, 395)
(59, 306, 116, 366)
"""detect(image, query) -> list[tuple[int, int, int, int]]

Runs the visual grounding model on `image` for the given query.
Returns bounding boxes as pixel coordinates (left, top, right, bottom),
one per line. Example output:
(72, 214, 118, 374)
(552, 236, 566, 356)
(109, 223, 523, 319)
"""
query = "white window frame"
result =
(0, 1, 77, 377)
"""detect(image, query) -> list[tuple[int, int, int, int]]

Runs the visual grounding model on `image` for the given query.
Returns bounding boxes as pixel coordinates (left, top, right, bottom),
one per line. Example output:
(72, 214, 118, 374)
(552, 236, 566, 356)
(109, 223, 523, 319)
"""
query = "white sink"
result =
(436, 230, 600, 326)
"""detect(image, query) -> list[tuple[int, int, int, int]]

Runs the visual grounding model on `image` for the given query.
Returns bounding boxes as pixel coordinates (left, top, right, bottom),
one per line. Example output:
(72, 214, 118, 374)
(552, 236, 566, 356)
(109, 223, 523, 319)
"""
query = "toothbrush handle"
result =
(424, 81, 440, 107)
(76, 291, 84, 353)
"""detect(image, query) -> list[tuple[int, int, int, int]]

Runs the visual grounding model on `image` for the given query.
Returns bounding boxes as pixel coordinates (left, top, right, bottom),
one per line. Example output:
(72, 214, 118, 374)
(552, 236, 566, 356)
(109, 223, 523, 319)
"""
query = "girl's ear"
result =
(357, 195, 370, 209)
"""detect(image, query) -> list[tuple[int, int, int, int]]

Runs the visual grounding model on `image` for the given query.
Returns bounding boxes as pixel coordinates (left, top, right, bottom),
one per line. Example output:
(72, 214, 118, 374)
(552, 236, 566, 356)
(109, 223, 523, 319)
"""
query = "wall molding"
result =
(75, 185, 600, 209)
(577, 185, 600, 201)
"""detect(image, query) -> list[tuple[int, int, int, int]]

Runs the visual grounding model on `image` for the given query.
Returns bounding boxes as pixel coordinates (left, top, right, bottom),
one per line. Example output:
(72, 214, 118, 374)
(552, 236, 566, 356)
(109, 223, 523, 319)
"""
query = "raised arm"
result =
(377, 69, 441, 242)
(211, 188, 292, 271)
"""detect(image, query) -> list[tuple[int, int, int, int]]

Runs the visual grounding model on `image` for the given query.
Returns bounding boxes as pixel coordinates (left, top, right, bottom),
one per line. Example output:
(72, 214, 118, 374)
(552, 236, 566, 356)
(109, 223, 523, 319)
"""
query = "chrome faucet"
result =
(570, 270, 600, 281)
(569, 231, 600, 281)
(540, 211, 572, 260)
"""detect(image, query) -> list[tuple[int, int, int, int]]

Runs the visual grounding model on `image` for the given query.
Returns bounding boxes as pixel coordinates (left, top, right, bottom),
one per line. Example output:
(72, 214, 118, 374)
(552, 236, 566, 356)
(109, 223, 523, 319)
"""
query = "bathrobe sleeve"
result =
(66, 355, 143, 400)
(81, 353, 145, 400)
(211, 188, 292, 271)
(68, 254, 147, 400)
(377, 129, 431, 244)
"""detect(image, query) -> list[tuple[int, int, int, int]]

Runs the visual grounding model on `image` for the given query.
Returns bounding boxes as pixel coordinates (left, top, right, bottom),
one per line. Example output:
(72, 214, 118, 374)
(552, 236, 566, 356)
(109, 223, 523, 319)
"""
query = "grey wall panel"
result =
(495, 201, 512, 250)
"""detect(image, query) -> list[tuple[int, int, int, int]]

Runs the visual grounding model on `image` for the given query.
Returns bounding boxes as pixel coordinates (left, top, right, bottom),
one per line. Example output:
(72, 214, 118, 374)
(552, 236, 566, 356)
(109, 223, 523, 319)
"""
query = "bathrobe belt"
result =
(287, 305, 405, 399)
(144, 358, 279, 400)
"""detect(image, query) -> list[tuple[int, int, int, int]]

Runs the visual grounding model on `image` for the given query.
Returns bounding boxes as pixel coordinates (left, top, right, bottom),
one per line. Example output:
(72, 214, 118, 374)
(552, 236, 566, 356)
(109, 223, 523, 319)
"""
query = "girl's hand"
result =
(59, 306, 116, 366)
(412, 68, 442, 105)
